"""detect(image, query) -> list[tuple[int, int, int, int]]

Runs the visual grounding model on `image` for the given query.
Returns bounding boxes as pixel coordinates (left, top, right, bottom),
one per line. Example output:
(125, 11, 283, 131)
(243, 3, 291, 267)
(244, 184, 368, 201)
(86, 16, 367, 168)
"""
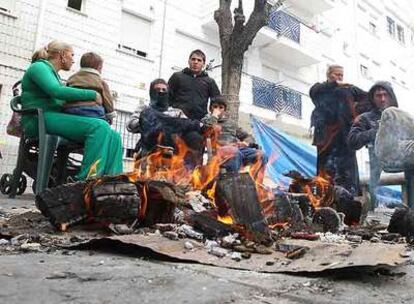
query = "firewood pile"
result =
(31, 167, 414, 267)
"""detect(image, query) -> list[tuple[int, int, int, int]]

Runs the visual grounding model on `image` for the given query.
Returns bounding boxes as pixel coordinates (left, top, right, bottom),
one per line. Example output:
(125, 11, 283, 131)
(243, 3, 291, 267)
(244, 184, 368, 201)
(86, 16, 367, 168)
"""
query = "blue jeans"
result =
(219, 146, 268, 175)
(63, 105, 106, 120)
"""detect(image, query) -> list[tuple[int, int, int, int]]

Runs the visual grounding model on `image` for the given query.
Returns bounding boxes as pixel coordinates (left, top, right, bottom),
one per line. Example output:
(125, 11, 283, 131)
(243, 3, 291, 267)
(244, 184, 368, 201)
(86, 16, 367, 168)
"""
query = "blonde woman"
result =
(21, 40, 123, 180)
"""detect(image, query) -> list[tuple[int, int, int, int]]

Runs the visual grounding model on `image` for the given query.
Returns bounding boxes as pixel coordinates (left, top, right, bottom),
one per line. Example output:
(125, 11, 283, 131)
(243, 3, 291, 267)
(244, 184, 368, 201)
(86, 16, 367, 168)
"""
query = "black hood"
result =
(149, 80, 169, 111)
(368, 81, 398, 109)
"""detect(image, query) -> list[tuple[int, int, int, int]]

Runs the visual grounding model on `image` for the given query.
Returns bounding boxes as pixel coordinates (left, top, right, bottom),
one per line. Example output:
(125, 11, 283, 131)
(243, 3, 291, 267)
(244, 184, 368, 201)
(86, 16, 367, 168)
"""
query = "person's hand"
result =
(95, 92, 103, 105)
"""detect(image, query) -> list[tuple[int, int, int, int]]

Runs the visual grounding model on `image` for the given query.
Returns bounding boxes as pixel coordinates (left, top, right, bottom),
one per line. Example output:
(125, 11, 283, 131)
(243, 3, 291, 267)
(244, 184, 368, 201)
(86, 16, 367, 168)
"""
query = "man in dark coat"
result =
(168, 49, 221, 121)
(127, 79, 201, 159)
(168, 49, 221, 164)
(310, 65, 368, 195)
(348, 81, 398, 206)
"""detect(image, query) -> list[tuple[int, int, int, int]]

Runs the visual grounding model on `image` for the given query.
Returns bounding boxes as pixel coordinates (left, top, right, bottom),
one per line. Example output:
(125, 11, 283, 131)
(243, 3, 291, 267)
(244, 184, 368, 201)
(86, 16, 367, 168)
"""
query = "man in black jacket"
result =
(168, 49, 221, 165)
(348, 81, 398, 206)
(310, 65, 368, 195)
(168, 49, 221, 121)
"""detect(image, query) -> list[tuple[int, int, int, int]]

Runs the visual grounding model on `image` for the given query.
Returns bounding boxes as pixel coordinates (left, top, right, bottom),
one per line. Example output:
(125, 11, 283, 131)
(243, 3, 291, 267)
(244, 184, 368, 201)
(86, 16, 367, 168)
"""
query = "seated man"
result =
(201, 96, 268, 182)
(127, 78, 202, 161)
(348, 81, 398, 205)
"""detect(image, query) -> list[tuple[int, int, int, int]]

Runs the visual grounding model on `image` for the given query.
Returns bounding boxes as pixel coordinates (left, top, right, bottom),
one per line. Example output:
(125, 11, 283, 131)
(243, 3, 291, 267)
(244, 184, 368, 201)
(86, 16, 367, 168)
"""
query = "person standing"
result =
(348, 81, 398, 206)
(309, 65, 368, 195)
(168, 49, 220, 164)
(168, 49, 220, 121)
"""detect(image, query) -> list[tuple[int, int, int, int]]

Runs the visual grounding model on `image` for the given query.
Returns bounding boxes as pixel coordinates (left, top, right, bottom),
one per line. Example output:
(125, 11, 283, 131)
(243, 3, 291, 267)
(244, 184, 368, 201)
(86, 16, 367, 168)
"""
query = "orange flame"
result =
(128, 134, 281, 227)
(217, 214, 234, 225)
(304, 173, 332, 208)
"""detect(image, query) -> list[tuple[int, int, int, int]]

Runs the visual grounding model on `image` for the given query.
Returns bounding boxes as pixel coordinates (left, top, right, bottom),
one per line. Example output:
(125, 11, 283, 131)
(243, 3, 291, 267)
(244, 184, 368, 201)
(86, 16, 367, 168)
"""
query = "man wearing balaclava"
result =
(127, 78, 202, 158)
(348, 81, 398, 207)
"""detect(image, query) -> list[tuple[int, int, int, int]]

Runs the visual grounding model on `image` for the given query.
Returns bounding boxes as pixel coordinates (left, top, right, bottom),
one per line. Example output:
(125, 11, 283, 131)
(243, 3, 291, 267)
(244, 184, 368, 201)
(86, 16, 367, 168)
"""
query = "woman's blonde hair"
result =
(31, 40, 72, 63)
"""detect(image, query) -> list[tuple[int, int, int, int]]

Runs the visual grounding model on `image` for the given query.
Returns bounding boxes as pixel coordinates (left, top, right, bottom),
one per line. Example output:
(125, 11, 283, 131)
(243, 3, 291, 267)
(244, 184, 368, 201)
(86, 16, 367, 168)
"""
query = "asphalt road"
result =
(1, 194, 414, 304)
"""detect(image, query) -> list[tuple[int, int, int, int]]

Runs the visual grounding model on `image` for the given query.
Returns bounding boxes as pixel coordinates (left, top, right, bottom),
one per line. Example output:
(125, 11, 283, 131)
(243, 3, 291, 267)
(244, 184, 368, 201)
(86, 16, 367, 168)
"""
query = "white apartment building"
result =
(0, 0, 413, 177)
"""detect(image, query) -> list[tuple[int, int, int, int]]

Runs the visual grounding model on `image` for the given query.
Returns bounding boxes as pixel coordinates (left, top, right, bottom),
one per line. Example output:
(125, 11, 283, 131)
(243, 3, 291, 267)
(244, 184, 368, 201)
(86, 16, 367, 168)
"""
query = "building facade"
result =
(0, 0, 413, 177)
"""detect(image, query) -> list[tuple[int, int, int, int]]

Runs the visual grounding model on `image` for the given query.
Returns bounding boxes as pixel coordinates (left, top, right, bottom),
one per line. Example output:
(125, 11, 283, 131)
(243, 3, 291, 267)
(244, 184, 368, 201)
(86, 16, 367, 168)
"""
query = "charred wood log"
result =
(388, 206, 414, 242)
(263, 194, 305, 231)
(135, 180, 183, 226)
(187, 211, 234, 238)
(89, 180, 140, 224)
(35, 181, 87, 229)
(334, 199, 362, 226)
(312, 207, 342, 233)
(215, 172, 271, 244)
(36, 176, 185, 230)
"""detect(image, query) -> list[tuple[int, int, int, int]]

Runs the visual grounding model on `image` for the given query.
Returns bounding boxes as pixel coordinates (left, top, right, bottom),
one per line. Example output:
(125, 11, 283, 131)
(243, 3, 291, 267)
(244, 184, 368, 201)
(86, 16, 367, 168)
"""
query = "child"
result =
(64, 52, 116, 123)
(201, 96, 268, 181)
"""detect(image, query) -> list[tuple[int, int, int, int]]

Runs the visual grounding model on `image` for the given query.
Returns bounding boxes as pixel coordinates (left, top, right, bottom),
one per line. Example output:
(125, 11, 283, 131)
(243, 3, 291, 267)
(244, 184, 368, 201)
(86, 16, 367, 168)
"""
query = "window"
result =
(119, 10, 151, 58)
(0, 0, 12, 13)
(369, 22, 377, 35)
(387, 16, 395, 38)
(397, 25, 405, 44)
(360, 64, 368, 78)
(67, 0, 83, 11)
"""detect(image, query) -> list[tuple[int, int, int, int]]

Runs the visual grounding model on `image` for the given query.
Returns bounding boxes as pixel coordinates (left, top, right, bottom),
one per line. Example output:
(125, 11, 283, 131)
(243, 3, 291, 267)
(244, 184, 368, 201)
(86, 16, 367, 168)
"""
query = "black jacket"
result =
(138, 106, 201, 155)
(168, 68, 220, 120)
(309, 81, 368, 148)
(348, 81, 398, 150)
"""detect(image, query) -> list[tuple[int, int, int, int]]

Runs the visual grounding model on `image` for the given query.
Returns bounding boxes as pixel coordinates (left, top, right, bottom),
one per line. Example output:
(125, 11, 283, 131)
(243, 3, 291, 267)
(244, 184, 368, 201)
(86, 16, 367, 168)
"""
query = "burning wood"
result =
(215, 172, 272, 244)
(284, 170, 362, 225)
(186, 211, 234, 238)
(36, 175, 184, 231)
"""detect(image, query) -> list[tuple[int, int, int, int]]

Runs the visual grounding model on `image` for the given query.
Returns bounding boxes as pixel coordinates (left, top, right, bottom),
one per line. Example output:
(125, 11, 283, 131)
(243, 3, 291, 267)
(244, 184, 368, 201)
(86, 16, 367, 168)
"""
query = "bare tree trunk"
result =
(214, 0, 284, 123)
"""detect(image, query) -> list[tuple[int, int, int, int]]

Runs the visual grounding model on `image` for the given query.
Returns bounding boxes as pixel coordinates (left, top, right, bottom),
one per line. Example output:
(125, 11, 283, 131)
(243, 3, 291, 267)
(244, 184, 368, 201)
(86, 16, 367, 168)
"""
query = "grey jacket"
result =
(201, 113, 253, 146)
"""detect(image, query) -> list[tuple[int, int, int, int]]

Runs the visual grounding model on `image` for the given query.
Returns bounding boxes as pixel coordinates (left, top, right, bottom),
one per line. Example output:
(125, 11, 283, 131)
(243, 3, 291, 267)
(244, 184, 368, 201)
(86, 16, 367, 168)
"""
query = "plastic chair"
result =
(367, 145, 414, 208)
(6, 96, 82, 196)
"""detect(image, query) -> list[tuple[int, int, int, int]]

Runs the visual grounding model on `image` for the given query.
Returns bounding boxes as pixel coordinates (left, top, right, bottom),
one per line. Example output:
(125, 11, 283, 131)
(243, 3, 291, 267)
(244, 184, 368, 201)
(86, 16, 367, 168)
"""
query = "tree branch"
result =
(240, 0, 284, 52)
(233, 0, 245, 35)
(214, 0, 233, 48)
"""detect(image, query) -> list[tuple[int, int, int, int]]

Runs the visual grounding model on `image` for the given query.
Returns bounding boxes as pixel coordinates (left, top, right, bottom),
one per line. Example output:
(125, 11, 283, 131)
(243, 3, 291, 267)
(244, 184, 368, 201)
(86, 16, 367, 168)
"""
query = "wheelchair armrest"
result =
(13, 108, 38, 115)
(10, 96, 41, 116)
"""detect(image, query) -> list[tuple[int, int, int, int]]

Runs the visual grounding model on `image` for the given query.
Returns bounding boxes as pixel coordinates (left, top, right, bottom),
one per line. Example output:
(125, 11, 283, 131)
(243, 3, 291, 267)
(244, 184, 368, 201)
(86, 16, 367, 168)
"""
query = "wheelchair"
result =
(0, 81, 83, 197)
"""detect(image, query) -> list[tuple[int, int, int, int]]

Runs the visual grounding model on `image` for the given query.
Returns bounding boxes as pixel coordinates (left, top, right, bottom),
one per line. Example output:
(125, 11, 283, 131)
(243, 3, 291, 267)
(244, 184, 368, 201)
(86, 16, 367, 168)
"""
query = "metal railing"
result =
(112, 109, 140, 159)
(268, 10, 301, 43)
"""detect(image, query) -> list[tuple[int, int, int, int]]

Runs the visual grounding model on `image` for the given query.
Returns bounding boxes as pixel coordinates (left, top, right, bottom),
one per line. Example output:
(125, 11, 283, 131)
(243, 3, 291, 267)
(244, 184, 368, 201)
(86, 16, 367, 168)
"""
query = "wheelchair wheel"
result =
(16, 175, 27, 195)
(0, 174, 13, 195)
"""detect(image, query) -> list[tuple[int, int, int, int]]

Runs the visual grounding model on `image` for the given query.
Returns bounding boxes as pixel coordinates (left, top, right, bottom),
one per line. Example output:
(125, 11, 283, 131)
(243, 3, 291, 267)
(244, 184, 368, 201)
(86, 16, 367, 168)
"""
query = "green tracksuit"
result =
(21, 59, 123, 180)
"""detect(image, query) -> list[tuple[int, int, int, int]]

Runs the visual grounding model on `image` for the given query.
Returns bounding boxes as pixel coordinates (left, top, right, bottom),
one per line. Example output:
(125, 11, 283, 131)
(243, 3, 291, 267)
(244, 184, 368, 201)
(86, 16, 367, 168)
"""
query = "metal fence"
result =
(112, 109, 140, 160)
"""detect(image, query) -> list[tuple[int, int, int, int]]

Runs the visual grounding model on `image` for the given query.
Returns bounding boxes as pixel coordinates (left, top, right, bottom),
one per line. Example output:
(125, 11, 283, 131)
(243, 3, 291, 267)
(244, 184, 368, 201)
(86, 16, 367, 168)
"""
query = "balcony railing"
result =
(268, 10, 301, 43)
(252, 76, 302, 119)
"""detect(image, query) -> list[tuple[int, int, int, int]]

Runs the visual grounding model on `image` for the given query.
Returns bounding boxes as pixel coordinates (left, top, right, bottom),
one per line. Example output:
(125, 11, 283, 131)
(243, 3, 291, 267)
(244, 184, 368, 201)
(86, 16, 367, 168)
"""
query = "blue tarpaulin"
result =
(251, 116, 316, 186)
(251, 116, 401, 203)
